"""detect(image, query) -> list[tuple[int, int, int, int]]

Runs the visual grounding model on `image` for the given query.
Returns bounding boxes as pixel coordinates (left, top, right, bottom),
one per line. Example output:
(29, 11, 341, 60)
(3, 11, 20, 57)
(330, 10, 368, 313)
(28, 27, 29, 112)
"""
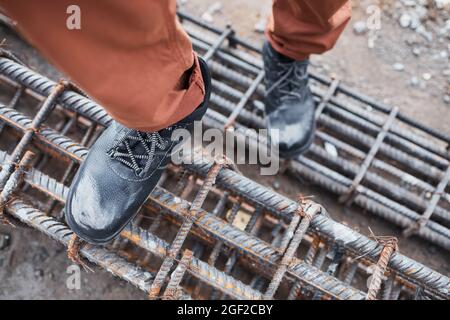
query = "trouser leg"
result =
(265, 0, 351, 60)
(0, 0, 204, 132)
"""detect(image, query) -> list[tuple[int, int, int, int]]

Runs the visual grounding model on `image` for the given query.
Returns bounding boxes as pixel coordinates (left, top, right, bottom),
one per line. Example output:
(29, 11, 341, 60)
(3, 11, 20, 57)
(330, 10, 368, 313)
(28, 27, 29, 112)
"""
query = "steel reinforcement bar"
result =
(0, 153, 364, 299)
(0, 21, 448, 299)
(0, 88, 448, 299)
(178, 15, 450, 248)
(1, 14, 450, 252)
(0, 84, 448, 297)
(1, 147, 448, 300)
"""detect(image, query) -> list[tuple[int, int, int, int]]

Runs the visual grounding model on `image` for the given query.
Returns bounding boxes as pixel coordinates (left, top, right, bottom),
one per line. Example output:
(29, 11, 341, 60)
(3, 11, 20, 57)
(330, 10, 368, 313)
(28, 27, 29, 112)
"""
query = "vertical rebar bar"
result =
(339, 107, 399, 205)
(224, 70, 265, 129)
(263, 202, 321, 299)
(381, 272, 396, 300)
(162, 250, 193, 300)
(208, 200, 241, 265)
(287, 237, 322, 300)
(0, 151, 34, 222)
(0, 81, 66, 189)
(366, 239, 398, 300)
(203, 26, 233, 62)
(148, 159, 224, 298)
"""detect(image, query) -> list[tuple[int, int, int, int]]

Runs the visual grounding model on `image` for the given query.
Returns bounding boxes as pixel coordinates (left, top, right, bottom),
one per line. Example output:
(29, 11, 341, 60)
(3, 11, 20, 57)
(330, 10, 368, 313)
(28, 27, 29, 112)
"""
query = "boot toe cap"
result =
(267, 102, 315, 158)
(65, 180, 121, 245)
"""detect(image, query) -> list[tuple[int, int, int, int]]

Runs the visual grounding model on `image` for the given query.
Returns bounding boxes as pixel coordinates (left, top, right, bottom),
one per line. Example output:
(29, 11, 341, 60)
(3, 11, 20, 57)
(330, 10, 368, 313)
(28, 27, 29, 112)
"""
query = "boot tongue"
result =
(268, 44, 295, 63)
(132, 130, 170, 175)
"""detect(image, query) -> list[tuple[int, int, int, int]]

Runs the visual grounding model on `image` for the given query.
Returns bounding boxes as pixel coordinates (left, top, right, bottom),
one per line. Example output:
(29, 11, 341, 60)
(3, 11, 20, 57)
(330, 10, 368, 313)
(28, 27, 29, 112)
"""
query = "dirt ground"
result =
(0, 0, 449, 299)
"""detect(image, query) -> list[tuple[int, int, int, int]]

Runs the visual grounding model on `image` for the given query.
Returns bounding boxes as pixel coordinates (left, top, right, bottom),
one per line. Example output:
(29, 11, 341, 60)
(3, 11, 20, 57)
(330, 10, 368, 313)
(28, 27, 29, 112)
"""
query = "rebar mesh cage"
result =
(0, 12, 449, 300)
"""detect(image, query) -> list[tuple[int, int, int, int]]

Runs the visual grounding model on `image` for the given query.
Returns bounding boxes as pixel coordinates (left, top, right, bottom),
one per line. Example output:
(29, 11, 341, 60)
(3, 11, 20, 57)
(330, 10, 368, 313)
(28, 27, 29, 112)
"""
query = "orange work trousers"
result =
(0, 0, 351, 132)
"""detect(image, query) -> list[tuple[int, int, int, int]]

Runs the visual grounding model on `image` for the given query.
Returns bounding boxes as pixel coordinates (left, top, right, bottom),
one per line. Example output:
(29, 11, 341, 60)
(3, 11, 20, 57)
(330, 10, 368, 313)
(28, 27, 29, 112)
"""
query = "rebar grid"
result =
(181, 14, 450, 231)
(175, 14, 450, 250)
(0, 17, 449, 300)
(149, 159, 226, 299)
(0, 109, 448, 300)
(1, 42, 450, 252)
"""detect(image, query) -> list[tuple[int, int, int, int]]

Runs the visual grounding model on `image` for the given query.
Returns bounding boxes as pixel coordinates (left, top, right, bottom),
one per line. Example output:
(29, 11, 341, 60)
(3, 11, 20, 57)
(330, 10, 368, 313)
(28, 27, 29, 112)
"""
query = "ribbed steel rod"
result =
(0, 144, 446, 298)
(0, 84, 22, 133)
(181, 155, 449, 297)
(4, 199, 174, 297)
(162, 250, 192, 300)
(188, 31, 450, 164)
(1, 13, 448, 210)
(121, 223, 263, 300)
(205, 59, 448, 181)
(149, 160, 224, 298)
(263, 202, 320, 299)
(4, 92, 448, 233)
(0, 150, 34, 225)
(0, 80, 66, 189)
(2, 55, 449, 243)
(366, 239, 398, 300)
(1, 84, 448, 251)
(178, 10, 450, 146)
(200, 108, 450, 247)
(339, 107, 399, 204)
(194, 39, 450, 170)
(0, 56, 448, 297)
(0, 153, 366, 299)
(291, 158, 450, 243)
(0, 153, 264, 299)
(0, 98, 444, 300)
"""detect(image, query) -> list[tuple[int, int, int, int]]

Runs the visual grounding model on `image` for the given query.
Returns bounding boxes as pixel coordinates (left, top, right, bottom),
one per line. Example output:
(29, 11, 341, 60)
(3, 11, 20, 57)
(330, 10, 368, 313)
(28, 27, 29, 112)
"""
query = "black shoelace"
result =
(266, 60, 309, 103)
(108, 130, 170, 177)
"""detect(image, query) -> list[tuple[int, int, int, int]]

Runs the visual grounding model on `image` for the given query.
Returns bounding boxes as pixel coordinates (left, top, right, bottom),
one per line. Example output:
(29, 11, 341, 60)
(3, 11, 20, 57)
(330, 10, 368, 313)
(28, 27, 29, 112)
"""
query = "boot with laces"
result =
(263, 41, 316, 158)
(65, 57, 211, 245)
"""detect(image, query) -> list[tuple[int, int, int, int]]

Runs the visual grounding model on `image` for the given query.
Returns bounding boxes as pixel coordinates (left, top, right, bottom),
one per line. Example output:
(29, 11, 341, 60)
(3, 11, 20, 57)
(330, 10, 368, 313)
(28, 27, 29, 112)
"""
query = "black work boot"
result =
(262, 41, 315, 158)
(65, 58, 211, 245)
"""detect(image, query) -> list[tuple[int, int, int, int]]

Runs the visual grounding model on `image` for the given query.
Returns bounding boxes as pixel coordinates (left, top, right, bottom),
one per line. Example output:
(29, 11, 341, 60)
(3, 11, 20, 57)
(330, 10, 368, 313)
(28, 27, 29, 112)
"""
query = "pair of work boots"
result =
(65, 42, 316, 244)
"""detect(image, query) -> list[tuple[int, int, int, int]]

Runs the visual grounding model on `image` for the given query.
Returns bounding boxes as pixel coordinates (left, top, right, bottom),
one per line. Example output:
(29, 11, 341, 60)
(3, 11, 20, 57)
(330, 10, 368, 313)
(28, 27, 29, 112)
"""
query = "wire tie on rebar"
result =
(339, 107, 399, 205)
(67, 234, 93, 272)
(366, 229, 398, 300)
(25, 126, 38, 133)
(64, 81, 89, 98)
(0, 196, 17, 227)
(219, 154, 242, 174)
(0, 48, 26, 66)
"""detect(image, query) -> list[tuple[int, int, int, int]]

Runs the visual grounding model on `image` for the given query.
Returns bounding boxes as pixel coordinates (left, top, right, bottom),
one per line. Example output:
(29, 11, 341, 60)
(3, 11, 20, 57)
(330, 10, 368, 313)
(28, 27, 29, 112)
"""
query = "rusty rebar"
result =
(162, 250, 193, 300)
(1, 145, 446, 299)
(0, 80, 66, 189)
(208, 200, 240, 265)
(263, 202, 321, 299)
(2, 51, 450, 251)
(0, 150, 34, 224)
(287, 237, 322, 300)
(366, 237, 398, 300)
(0, 42, 448, 300)
(148, 159, 225, 298)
